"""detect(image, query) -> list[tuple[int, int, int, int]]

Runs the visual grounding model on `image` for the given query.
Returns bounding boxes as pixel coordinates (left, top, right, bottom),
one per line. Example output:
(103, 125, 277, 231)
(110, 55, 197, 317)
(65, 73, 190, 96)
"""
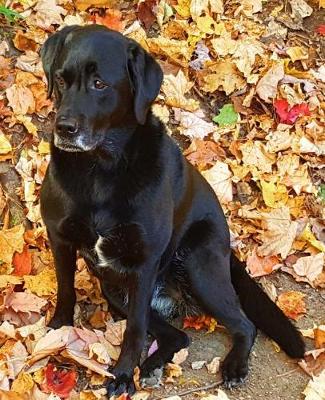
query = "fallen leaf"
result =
(302, 369, 325, 399)
(179, 110, 215, 139)
(287, 46, 309, 62)
(165, 363, 182, 383)
(316, 25, 325, 35)
(191, 360, 206, 369)
(12, 245, 32, 277)
(11, 373, 34, 394)
(172, 348, 189, 365)
(161, 70, 199, 111)
(0, 224, 25, 265)
(202, 161, 233, 203)
(0, 132, 12, 154)
(240, 141, 276, 173)
(292, 253, 324, 284)
(258, 206, 298, 259)
(274, 99, 310, 124)
(24, 267, 57, 296)
(41, 364, 77, 399)
(276, 291, 306, 320)
(206, 356, 221, 374)
(184, 139, 226, 169)
(4, 292, 47, 315)
(201, 60, 246, 95)
(94, 9, 125, 32)
(213, 104, 238, 127)
(256, 62, 284, 103)
(246, 247, 281, 277)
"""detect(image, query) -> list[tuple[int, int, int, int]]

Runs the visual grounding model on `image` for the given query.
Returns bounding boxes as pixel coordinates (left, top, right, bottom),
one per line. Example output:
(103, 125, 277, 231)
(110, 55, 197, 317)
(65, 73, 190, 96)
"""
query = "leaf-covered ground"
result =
(0, 0, 324, 399)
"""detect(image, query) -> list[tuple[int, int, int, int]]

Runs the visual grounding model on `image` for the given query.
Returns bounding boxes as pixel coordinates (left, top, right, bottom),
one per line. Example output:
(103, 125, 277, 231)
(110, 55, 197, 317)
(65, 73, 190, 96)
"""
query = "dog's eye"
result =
(94, 79, 108, 90)
(56, 76, 65, 88)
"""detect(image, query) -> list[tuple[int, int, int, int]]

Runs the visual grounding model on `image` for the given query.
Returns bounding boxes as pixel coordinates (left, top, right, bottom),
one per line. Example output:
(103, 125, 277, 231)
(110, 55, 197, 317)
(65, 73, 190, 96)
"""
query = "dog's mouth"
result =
(54, 134, 96, 153)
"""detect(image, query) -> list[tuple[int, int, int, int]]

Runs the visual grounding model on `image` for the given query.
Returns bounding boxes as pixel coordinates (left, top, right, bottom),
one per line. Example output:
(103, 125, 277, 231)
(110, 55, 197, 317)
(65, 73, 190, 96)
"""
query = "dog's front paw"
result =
(221, 352, 248, 389)
(106, 371, 135, 397)
(48, 314, 74, 329)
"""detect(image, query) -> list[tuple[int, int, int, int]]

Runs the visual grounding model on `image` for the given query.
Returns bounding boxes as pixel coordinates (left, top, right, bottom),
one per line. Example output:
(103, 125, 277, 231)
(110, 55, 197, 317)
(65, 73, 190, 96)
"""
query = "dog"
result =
(40, 25, 305, 397)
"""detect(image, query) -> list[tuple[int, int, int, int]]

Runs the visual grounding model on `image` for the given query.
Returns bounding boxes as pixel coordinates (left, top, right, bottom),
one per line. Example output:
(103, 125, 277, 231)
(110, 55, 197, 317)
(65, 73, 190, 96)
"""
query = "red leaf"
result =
(316, 25, 325, 36)
(42, 364, 77, 399)
(274, 99, 310, 124)
(12, 245, 32, 276)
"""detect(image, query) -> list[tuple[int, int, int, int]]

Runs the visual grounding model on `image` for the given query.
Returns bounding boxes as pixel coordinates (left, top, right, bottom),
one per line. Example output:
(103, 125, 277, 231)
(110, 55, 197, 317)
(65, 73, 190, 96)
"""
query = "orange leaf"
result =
(13, 245, 32, 276)
(41, 363, 77, 399)
(246, 248, 280, 277)
(93, 10, 124, 32)
(276, 291, 306, 321)
(183, 315, 218, 332)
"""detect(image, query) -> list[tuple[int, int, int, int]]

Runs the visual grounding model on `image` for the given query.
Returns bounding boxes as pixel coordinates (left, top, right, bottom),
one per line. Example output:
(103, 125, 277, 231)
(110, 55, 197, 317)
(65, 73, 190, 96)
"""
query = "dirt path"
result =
(154, 273, 324, 400)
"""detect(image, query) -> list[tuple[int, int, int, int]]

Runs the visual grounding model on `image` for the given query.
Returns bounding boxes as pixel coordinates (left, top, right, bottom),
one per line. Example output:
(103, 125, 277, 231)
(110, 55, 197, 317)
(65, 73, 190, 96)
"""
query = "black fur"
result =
(40, 25, 305, 397)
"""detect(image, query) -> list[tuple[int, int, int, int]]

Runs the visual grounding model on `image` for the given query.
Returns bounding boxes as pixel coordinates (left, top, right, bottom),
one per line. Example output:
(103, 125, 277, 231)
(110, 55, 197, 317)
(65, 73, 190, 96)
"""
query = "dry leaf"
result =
(172, 348, 189, 365)
(24, 267, 57, 296)
(256, 62, 284, 103)
(258, 207, 298, 259)
(276, 291, 306, 320)
(201, 60, 246, 95)
(162, 70, 199, 111)
(292, 253, 324, 284)
(206, 356, 221, 374)
(246, 247, 281, 277)
(178, 110, 215, 139)
(202, 161, 233, 203)
(0, 224, 25, 265)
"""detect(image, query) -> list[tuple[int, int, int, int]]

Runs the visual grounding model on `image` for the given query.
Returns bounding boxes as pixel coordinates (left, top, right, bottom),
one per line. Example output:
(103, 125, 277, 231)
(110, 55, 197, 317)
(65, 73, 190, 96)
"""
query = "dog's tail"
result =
(230, 253, 305, 358)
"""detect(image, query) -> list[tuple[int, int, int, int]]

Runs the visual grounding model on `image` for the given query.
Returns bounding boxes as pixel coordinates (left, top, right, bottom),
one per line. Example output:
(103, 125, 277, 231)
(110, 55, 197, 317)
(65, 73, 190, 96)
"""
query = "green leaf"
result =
(318, 184, 325, 203)
(213, 104, 238, 127)
(0, 6, 23, 22)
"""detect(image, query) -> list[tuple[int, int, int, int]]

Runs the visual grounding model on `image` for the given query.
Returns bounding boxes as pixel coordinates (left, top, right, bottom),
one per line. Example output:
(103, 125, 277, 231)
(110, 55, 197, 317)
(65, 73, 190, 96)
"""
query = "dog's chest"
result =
(59, 213, 147, 271)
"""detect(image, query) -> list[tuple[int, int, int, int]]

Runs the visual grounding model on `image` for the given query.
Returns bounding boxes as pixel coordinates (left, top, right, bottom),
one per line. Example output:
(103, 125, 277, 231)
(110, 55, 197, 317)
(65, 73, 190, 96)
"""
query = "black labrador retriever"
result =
(40, 25, 305, 397)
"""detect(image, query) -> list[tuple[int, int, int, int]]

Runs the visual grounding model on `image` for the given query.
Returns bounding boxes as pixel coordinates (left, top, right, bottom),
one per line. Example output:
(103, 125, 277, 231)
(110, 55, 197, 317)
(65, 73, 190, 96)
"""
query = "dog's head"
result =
(41, 25, 163, 152)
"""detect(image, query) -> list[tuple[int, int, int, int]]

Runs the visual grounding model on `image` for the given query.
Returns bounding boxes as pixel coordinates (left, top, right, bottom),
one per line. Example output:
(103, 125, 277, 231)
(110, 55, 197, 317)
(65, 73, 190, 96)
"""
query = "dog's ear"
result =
(127, 42, 163, 125)
(41, 26, 79, 98)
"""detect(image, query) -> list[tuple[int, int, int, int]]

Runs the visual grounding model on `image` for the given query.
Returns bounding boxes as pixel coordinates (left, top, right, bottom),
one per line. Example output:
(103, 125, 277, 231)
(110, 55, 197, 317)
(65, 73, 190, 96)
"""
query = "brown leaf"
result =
(184, 139, 226, 169)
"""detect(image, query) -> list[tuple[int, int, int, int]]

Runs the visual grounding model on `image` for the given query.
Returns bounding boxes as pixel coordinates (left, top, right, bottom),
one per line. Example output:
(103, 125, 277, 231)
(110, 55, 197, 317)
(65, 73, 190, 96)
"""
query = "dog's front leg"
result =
(48, 234, 77, 328)
(107, 259, 159, 397)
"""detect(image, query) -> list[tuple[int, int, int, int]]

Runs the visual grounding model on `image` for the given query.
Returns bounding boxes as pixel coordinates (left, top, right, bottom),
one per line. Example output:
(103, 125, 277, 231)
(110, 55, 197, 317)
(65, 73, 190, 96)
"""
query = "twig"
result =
(154, 380, 223, 399)
(276, 368, 299, 378)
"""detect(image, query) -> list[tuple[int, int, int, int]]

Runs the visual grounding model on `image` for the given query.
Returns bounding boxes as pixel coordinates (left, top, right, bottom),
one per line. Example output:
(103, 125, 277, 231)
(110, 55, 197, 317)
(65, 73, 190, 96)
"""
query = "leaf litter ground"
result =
(0, 0, 324, 399)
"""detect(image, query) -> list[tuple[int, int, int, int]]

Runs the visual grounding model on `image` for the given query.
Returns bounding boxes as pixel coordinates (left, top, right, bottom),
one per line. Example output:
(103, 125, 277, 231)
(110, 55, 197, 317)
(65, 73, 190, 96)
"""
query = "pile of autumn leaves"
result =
(0, 0, 324, 399)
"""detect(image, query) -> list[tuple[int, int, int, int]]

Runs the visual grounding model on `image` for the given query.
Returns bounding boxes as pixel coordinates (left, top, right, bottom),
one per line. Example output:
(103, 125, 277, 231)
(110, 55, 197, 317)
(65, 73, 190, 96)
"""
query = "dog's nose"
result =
(56, 118, 79, 135)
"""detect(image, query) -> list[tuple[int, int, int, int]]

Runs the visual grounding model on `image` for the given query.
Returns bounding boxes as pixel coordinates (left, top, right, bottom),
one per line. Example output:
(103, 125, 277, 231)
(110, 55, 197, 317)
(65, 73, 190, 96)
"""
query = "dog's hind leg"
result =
(183, 238, 256, 388)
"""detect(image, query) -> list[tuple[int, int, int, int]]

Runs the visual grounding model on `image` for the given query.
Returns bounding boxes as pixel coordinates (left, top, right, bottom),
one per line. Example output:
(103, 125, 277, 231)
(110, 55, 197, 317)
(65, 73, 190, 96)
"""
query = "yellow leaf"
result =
(162, 70, 199, 111)
(0, 224, 25, 265)
(148, 37, 193, 66)
(0, 132, 12, 154)
(11, 373, 34, 394)
(174, 0, 191, 18)
(299, 224, 325, 253)
(287, 46, 309, 62)
(260, 180, 276, 207)
(24, 267, 57, 296)
(15, 115, 38, 136)
(201, 59, 246, 95)
(196, 15, 217, 34)
(190, 0, 209, 20)
(38, 139, 50, 154)
(0, 275, 22, 288)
